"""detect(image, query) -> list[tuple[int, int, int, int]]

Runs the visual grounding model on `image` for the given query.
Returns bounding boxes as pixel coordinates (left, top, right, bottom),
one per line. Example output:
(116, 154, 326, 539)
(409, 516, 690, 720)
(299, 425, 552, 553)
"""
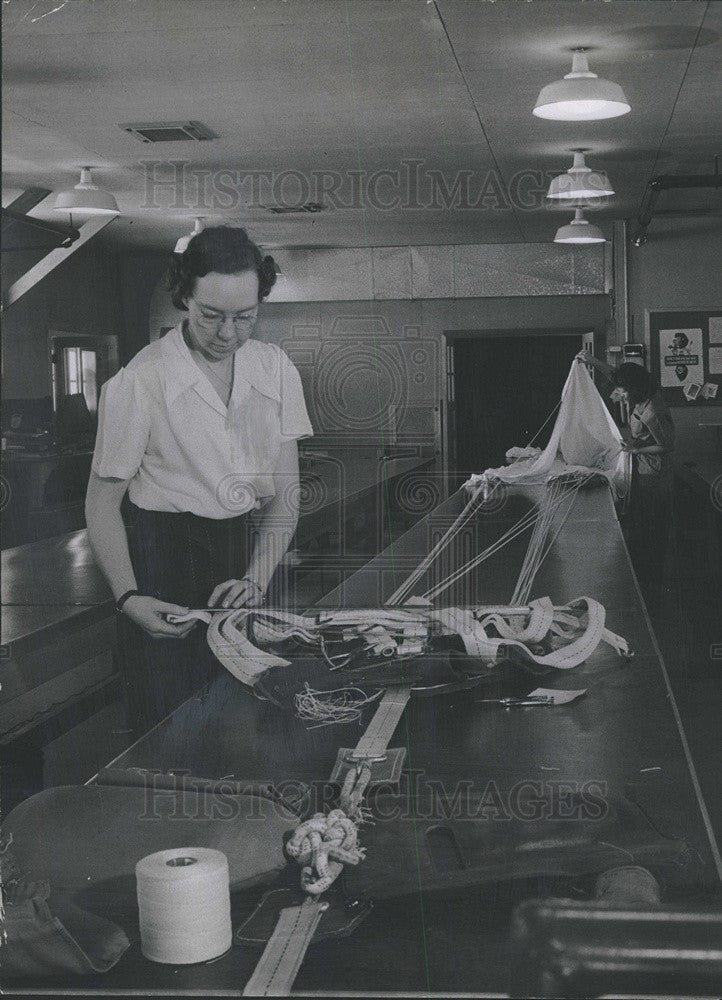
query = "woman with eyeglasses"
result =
(85, 226, 313, 731)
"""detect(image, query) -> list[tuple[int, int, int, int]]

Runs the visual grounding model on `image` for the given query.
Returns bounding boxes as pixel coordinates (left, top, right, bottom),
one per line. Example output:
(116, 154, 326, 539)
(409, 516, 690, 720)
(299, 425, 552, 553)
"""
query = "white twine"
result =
(136, 847, 232, 965)
(294, 684, 383, 728)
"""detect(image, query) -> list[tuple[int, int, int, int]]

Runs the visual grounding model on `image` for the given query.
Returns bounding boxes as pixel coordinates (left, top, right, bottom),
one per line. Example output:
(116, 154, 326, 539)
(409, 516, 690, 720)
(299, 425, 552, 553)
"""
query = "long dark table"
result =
(10, 482, 722, 995)
(1, 454, 431, 747)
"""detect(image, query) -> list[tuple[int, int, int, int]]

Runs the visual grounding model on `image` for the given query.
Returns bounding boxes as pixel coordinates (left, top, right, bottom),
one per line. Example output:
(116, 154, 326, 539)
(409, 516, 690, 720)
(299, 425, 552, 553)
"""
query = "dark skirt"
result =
(623, 466, 673, 592)
(117, 502, 250, 733)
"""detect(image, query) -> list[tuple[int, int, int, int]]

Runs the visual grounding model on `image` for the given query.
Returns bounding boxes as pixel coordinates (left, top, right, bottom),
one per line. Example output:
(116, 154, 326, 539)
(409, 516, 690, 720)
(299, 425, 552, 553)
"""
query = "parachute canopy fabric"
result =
(467, 361, 630, 498)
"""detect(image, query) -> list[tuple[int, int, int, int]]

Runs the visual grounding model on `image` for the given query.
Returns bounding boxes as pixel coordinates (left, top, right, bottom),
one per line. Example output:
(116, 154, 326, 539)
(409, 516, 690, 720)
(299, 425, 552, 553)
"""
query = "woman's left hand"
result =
(208, 577, 265, 609)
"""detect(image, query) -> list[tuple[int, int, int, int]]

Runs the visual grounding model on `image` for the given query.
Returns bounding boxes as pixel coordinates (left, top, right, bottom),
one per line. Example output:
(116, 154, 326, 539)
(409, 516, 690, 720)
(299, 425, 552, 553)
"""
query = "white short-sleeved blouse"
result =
(92, 324, 313, 518)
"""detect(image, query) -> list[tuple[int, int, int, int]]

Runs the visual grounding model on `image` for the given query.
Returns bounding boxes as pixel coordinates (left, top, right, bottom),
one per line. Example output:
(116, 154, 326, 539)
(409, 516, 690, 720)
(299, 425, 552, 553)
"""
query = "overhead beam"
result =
(1, 187, 52, 228)
(3, 215, 116, 309)
(1, 207, 79, 245)
(1, 243, 79, 253)
(632, 169, 722, 245)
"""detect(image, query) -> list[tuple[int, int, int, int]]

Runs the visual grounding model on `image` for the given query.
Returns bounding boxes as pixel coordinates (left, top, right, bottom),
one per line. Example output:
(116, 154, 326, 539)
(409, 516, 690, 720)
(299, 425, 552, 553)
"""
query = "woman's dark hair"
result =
(613, 362, 653, 406)
(168, 226, 276, 309)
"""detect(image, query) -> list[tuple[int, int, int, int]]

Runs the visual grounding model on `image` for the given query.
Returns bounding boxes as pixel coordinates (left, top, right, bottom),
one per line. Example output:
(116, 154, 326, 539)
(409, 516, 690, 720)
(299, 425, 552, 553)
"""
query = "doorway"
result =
(447, 329, 590, 479)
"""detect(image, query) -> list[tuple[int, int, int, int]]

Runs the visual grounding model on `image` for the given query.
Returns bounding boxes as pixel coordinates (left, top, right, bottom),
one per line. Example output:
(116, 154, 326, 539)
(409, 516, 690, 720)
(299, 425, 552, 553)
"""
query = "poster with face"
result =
(659, 328, 703, 387)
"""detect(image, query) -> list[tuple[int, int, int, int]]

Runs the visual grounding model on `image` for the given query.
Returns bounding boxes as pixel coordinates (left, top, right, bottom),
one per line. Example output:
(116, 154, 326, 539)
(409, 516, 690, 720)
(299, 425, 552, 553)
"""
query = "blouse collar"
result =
(161, 324, 279, 413)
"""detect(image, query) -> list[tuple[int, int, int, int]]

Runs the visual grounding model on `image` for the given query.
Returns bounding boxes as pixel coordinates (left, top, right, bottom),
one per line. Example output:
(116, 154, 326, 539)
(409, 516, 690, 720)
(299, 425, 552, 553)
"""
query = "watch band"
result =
(116, 589, 141, 612)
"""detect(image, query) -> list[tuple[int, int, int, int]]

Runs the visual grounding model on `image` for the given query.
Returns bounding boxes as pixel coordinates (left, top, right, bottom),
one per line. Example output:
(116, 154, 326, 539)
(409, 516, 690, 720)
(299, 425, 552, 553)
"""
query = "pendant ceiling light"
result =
(534, 49, 630, 121)
(554, 208, 605, 244)
(547, 151, 614, 200)
(52, 167, 119, 215)
(174, 217, 205, 254)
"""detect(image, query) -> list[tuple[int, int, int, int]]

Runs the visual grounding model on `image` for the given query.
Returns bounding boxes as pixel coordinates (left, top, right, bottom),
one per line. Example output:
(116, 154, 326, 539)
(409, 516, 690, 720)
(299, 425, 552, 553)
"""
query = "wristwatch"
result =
(116, 589, 141, 612)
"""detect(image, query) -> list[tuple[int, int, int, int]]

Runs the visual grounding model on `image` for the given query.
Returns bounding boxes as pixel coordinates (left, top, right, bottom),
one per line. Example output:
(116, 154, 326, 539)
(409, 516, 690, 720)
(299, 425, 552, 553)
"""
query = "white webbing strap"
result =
(477, 597, 555, 644)
(208, 611, 290, 687)
(243, 684, 412, 995)
(501, 596, 607, 670)
(601, 626, 631, 657)
(242, 897, 326, 997)
(316, 608, 428, 628)
(349, 685, 412, 761)
(431, 597, 610, 669)
(430, 607, 489, 658)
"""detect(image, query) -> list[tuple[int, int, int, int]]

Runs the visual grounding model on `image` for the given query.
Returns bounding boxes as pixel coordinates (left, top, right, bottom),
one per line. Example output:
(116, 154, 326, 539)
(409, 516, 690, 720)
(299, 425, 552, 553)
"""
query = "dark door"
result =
(452, 333, 585, 478)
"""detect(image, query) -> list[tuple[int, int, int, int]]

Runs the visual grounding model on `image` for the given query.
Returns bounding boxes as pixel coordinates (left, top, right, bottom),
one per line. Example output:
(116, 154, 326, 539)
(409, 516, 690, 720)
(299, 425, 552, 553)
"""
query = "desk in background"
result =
(1, 449, 94, 548)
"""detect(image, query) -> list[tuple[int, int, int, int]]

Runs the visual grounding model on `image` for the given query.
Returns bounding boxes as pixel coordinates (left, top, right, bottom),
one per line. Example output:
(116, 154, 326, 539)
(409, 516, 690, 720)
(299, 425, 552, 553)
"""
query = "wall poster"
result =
(649, 311, 722, 405)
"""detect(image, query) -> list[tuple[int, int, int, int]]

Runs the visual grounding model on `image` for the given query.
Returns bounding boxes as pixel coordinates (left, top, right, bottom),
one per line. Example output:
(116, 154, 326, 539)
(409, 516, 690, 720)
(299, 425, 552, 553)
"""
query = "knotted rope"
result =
(285, 759, 373, 895)
(285, 808, 366, 895)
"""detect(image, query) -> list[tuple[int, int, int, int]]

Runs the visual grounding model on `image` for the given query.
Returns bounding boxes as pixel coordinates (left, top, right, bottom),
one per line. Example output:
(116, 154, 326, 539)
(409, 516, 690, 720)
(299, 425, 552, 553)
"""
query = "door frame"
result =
(441, 327, 595, 477)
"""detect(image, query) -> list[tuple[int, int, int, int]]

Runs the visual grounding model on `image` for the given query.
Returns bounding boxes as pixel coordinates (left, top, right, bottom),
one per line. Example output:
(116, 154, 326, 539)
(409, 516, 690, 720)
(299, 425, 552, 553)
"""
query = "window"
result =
(62, 346, 98, 413)
(50, 334, 117, 439)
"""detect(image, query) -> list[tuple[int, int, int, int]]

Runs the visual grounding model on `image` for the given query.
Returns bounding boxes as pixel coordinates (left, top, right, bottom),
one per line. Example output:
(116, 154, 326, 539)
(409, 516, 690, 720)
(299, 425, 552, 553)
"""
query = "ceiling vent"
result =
(119, 121, 216, 143)
(263, 202, 326, 215)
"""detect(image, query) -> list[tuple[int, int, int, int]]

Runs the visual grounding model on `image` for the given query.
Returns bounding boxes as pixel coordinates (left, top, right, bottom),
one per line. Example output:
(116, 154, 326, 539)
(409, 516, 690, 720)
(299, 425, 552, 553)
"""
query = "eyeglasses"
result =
(192, 300, 258, 331)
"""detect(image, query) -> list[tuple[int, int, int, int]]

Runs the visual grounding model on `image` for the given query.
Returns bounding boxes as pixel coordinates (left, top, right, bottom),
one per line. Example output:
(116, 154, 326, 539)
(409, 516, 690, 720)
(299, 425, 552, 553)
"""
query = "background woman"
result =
(85, 226, 313, 731)
(578, 352, 675, 598)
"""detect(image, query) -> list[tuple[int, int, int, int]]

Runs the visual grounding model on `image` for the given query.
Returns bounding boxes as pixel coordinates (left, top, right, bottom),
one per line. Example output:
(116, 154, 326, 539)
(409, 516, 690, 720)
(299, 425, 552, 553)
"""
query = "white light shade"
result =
(534, 51, 630, 121)
(174, 217, 205, 254)
(547, 151, 614, 200)
(554, 208, 606, 244)
(53, 168, 119, 215)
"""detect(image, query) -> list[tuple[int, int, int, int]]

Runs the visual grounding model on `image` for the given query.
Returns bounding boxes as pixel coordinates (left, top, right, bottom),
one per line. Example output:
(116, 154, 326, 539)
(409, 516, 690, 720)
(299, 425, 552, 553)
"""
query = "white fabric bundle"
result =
(466, 360, 630, 498)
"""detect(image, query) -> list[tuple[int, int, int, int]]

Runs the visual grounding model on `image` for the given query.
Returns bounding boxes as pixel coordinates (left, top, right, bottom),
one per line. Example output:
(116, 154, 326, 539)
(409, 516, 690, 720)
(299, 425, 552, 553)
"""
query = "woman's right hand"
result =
(121, 595, 198, 639)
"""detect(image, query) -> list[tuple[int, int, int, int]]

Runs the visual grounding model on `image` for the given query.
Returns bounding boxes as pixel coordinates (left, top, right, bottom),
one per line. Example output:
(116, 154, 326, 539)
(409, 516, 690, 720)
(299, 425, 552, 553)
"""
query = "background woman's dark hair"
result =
(613, 362, 653, 406)
(168, 226, 276, 309)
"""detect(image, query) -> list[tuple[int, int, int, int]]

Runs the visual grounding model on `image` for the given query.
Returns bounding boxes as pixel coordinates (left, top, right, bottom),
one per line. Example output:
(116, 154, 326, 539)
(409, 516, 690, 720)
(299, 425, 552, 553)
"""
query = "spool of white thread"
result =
(136, 847, 232, 964)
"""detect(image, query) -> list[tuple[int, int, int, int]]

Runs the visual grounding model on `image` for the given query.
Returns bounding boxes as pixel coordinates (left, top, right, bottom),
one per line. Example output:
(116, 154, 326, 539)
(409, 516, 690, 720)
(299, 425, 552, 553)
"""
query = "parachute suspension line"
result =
(396, 470, 593, 608)
(530, 474, 595, 577)
(419, 503, 540, 604)
(510, 473, 593, 606)
(526, 396, 562, 449)
(386, 484, 483, 606)
(510, 478, 563, 607)
(386, 377, 569, 608)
